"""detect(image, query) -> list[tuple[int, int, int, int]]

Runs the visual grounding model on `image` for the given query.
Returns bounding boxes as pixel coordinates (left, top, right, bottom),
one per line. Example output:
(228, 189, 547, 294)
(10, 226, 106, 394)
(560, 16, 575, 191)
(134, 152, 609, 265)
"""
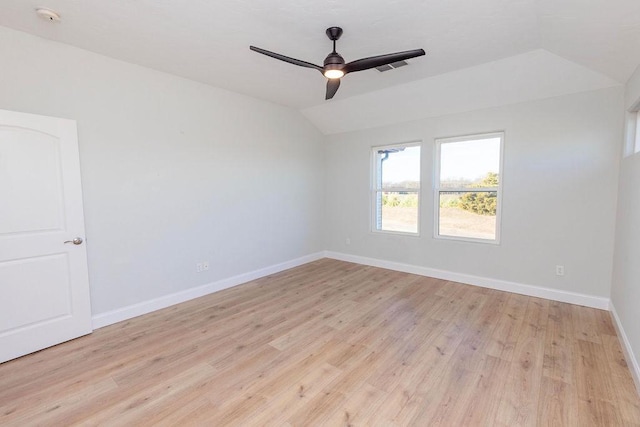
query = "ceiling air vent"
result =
(376, 60, 408, 72)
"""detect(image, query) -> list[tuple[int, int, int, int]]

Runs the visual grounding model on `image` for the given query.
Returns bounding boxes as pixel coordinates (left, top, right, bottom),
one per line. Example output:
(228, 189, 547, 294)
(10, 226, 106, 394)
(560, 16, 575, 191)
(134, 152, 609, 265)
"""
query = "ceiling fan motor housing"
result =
(324, 52, 345, 69)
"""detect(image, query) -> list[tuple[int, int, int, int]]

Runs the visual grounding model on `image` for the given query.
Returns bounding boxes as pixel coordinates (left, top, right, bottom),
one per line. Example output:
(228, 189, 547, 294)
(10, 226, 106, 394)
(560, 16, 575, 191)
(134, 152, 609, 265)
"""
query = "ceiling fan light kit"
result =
(324, 69, 344, 79)
(250, 27, 425, 100)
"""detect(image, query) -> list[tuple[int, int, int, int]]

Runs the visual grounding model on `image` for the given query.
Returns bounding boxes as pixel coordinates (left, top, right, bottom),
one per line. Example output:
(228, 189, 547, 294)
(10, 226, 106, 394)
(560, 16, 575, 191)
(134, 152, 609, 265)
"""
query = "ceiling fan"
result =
(250, 27, 426, 100)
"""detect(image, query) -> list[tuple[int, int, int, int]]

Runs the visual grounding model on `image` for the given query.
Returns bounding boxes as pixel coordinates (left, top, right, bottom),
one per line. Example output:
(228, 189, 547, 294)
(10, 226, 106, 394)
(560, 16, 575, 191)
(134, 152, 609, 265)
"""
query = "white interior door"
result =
(0, 109, 92, 363)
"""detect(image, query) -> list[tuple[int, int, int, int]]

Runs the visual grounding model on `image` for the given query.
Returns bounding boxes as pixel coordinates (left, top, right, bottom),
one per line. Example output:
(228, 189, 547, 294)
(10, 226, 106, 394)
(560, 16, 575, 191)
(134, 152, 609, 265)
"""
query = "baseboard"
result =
(324, 251, 610, 310)
(93, 249, 610, 329)
(91, 251, 325, 329)
(610, 302, 640, 395)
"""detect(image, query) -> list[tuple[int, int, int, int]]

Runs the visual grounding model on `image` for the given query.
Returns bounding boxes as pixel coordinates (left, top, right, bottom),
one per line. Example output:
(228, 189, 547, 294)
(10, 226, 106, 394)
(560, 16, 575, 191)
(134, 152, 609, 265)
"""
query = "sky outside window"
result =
(440, 138, 500, 184)
(381, 146, 420, 187)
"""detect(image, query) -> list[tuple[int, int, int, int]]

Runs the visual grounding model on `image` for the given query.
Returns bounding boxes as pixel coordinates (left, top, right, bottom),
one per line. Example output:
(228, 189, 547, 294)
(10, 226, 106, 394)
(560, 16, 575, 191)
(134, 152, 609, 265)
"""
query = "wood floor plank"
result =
(601, 335, 640, 425)
(577, 397, 626, 426)
(571, 303, 603, 344)
(495, 298, 549, 426)
(574, 339, 618, 402)
(441, 291, 494, 373)
(365, 318, 443, 393)
(484, 292, 530, 361)
(287, 350, 386, 426)
(0, 377, 119, 426)
(0, 259, 638, 425)
(537, 376, 578, 427)
(409, 364, 477, 425)
(361, 383, 412, 427)
(595, 309, 617, 336)
(542, 300, 574, 384)
(77, 363, 217, 426)
(321, 382, 388, 426)
(245, 362, 343, 426)
(392, 289, 495, 424)
(458, 355, 511, 426)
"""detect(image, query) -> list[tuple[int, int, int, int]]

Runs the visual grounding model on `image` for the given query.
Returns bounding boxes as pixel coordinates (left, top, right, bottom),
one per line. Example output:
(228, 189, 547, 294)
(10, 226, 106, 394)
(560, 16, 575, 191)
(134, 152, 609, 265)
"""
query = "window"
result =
(372, 143, 421, 234)
(435, 133, 503, 242)
(636, 111, 640, 154)
(624, 109, 640, 157)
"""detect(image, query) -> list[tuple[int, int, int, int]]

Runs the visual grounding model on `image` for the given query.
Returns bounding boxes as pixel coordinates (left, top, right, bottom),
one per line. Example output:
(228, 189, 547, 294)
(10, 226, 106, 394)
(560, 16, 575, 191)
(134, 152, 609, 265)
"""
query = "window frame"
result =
(433, 132, 504, 244)
(624, 101, 640, 157)
(635, 110, 640, 155)
(370, 141, 422, 236)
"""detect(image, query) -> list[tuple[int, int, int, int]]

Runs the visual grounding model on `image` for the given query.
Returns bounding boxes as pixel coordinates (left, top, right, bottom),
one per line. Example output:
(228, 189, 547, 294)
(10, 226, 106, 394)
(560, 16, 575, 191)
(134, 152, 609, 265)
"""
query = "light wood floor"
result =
(1, 259, 639, 426)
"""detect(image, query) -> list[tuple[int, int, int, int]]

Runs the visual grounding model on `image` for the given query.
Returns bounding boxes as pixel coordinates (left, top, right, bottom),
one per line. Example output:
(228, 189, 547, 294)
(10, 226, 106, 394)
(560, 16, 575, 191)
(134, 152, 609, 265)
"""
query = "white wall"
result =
(0, 24, 629, 332)
(324, 87, 623, 300)
(611, 65, 640, 387)
(0, 26, 325, 315)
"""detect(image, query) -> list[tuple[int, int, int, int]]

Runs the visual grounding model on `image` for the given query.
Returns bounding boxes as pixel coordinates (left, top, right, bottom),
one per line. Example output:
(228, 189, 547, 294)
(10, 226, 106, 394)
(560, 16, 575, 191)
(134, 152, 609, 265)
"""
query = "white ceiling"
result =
(302, 49, 621, 134)
(0, 0, 639, 115)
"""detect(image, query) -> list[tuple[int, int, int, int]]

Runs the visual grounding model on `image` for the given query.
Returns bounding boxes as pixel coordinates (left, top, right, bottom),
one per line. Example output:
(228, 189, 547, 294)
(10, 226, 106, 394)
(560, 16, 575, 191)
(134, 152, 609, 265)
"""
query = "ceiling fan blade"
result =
(249, 46, 323, 72)
(343, 49, 426, 74)
(326, 79, 341, 100)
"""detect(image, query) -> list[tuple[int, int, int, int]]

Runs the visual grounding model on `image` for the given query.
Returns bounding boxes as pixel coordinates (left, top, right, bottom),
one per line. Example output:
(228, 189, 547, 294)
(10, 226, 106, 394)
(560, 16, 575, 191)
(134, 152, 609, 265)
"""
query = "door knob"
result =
(64, 237, 83, 245)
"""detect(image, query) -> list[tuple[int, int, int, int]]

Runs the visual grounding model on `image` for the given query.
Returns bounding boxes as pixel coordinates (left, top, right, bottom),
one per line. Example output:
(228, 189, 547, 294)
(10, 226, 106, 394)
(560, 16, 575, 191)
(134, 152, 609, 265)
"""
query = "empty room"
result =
(1, 0, 640, 425)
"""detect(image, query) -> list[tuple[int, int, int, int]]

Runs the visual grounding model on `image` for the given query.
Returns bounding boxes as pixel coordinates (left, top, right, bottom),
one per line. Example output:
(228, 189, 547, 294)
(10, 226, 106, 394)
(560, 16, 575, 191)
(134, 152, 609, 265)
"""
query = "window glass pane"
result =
(380, 146, 420, 188)
(635, 111, 640, 154)
(439, 191, 497, 240)
(440, 138, 500, 189)
(373, 143, 420, 235)
(379, 191, 418, 233)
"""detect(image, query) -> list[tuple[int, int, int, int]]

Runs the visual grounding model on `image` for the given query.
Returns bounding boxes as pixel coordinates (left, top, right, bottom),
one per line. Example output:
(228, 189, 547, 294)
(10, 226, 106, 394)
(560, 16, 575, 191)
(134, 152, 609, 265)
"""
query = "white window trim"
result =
(433, 132, 504, 244)
(623, 110, 638, 157)
(624, 99, 640, 157)
(370, 141, 422, 236)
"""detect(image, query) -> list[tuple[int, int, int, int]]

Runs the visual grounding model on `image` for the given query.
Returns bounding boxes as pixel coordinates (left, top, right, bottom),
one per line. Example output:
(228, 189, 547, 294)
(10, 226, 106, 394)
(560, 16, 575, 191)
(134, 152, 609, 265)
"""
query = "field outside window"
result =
(372, 143, 421, 234)
(435, 133, 503, 242)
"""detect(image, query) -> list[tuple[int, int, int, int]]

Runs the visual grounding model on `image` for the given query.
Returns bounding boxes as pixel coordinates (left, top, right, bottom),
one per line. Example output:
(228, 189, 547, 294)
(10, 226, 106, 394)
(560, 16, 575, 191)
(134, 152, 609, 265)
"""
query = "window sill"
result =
(435, 234, 500, 245)
(371, 229, 421, 238)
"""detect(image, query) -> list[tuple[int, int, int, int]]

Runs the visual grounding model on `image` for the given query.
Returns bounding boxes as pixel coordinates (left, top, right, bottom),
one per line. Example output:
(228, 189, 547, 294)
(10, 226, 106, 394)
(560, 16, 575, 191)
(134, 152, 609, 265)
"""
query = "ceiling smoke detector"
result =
(36, 8, 61, 22)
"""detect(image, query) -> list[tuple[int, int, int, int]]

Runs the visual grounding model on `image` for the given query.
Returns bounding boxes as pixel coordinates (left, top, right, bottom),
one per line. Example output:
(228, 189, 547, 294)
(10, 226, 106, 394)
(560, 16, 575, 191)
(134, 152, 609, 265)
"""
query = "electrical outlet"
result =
(345, 238, 351, 245)
(196, 263, 203, 273)
(203, 261, 209, 271)
(556, 265, 565, 276)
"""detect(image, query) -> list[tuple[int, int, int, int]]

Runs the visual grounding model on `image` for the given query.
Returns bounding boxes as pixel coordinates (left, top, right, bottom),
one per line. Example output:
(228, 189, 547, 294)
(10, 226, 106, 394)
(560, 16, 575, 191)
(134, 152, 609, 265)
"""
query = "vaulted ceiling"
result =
(1, 0, 639, 132)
